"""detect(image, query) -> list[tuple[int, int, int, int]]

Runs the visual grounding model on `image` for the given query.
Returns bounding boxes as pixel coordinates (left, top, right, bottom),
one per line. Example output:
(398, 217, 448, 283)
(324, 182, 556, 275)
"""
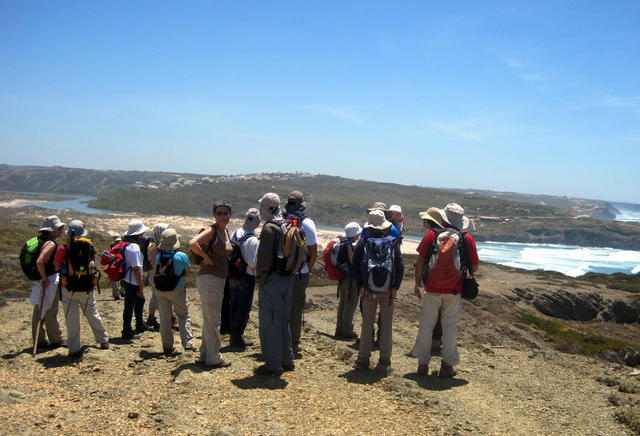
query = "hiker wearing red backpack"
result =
(352, 210, 404, 371)
(413, 203, 479, 378)
(333, 222, 362, 340)
(55, 220, 109, 357)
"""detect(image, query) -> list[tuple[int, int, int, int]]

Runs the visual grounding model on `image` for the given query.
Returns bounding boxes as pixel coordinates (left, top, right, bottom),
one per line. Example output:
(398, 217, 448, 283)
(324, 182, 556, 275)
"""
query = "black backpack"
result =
(153, 249, 183, 291)
(61, 236, 99, 292)
(228, 232, 252, 279)
(139, 235, 154, 272)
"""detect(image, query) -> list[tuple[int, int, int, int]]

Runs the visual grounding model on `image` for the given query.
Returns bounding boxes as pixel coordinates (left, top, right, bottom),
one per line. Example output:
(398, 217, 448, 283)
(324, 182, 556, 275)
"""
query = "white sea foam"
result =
(632, 265, 640, 274)
(477, 241, 640, 277)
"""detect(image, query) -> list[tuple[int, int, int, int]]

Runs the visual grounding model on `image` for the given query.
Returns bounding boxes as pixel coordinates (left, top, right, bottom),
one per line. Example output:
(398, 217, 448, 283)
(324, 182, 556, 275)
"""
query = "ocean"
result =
(613, 202, 640, 223)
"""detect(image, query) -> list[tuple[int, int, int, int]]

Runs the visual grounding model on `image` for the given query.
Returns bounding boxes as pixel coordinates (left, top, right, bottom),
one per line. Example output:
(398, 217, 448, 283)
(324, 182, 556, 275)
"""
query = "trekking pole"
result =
(32, 281, 46, 357)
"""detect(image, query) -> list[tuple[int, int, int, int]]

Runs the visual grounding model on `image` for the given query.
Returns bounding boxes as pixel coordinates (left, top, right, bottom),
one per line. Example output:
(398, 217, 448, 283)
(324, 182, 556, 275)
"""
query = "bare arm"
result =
(307, 244, 318, 272)
(189, 227, 214, 265)
(36, 241, 56, 286)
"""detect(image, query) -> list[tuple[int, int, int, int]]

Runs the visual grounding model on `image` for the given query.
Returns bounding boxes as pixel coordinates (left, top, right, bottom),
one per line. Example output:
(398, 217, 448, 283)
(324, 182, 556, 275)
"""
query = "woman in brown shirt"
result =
(189, 201, 233, 367)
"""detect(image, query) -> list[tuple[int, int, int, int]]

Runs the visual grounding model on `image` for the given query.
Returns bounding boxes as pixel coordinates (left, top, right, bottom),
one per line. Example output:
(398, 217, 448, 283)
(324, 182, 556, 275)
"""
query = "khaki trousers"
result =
(61, 288, 109, 354)
(357, 293, 394, 364)
(197, 274, 225, 365)
(157, 286, 194, 350)
(414, 292, 462, 366)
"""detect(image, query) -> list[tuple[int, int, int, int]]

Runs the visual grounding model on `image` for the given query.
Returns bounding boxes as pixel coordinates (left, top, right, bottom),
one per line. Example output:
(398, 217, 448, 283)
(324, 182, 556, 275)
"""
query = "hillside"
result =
(0, 207, 639, 435)
(2, 164, 640, 249)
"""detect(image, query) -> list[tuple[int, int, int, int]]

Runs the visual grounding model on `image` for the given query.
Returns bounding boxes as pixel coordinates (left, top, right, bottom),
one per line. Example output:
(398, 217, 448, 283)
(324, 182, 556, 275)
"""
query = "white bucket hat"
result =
(364, 210, 392, 231)
(40, 215, 65, 232)
(344, 222, 362, 239)
(124, 219, 148, 236)
(441, 203, 470, 231)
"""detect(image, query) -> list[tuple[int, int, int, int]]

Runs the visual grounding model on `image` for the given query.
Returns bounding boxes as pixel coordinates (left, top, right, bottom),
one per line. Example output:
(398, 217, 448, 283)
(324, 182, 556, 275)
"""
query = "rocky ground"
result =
(1, 207, 639, 435)
(1, 264, 639, 435)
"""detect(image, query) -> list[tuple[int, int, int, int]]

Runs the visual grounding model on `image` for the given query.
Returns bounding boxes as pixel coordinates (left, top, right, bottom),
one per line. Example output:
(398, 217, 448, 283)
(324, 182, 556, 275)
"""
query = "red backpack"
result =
(424, 228, 469, 293)
(100, 240, 130, 281)
(323, 238, 343, 280)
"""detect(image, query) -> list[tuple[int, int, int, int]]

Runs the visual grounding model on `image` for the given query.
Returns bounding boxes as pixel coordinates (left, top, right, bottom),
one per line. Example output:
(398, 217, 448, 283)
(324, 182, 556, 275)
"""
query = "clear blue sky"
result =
(1, 1, 639, 203)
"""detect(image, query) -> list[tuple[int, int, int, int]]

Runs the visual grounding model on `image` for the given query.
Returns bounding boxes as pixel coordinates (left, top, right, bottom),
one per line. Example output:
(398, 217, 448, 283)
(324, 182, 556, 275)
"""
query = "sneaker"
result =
(254, 365, 282, 376)
(230, 335, 254, 348)
(163, 348, 176, 357)
(146, 316, 160, 330)
(417, 364, 429, 376)
(99, 342, 110, 350)
(439, 362, 457, 378)
(210, 359, 231, 368)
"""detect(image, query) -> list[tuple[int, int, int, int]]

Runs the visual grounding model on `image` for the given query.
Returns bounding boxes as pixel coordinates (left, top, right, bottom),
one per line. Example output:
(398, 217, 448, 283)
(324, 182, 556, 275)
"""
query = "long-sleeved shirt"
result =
(352, 228, 404, 291)
(256, 220, 283, 287)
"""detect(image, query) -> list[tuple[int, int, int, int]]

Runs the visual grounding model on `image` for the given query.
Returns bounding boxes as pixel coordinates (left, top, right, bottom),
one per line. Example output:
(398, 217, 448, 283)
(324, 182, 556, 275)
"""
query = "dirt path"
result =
(0, 278, 632, 435)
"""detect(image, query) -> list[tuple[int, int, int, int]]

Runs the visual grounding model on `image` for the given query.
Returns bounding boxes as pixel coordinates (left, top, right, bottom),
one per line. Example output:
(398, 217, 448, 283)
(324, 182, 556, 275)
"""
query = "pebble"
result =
(128, 412, 139, 419)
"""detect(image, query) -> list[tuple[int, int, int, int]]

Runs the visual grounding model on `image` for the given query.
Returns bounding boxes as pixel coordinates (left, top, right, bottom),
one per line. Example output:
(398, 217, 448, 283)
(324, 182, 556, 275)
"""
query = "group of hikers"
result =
(22, 190, 479, 378)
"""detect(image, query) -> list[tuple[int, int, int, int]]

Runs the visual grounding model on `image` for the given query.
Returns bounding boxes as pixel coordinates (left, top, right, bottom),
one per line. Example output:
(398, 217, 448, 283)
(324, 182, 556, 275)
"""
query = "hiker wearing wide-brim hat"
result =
(412, 203, 480, 379)
(419, 207, 445, 229)
(334, 221, 362, 341)
(30, 215, 66, 353)
(440, 203, 470, 231)
(352, 208, 404, 372)
(155, 228, 195, 356)
(146, 222, 169, 331)
(55, 220, 109, 358)
(120, 219, 152, 339)
(365, 201, 388, 213)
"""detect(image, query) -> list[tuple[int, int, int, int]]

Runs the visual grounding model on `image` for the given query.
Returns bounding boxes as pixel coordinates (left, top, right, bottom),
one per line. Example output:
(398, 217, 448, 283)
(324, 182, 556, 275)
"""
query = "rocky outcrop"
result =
(512, 288, 640, 324)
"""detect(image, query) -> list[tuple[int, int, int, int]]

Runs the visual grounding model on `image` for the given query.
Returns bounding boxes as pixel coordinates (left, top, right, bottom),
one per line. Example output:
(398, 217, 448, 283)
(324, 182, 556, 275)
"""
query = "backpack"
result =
(323, 238, 343, 280)
(424, 227, 471, 294)
(361, 233, 398, 294)
(61, 236, 99, 292)
(189, 225, 216, 266)
(270, 215, 308, 274)
(153, 249, 183, 291)
(20, 235, 54, 280)
(100, 240, 131, 281)
(228, 232, 252, 279)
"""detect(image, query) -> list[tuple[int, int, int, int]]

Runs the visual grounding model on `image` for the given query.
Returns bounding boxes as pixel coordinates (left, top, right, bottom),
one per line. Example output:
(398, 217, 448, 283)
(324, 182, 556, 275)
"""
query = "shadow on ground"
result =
(403, 372, 469, 391)
(339, 367, 390, 385)
(231, 375, 288, 390)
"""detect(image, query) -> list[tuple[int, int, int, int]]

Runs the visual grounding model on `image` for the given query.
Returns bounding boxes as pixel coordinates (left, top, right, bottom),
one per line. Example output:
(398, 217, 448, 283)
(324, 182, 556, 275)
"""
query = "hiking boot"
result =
(230, 335, 253, 348)
(113, 295, 120, 301)
(354, 360, 370, 371)
(146, 316, 160, 330)
(163, 348, 176, 357)
(68, 351, 82, 359)
(254, 365, 282, 376)
(135, 323, 154, 333)
(184, 345, 197, 352)
(438, 362, 457, 378)
(49, 339, 66, 349)
(283, 363, 295, 372)
(377, 357, 391, 367)
(121, 330, 141, 340)
(210, 359, 231, 369)
(99, 342, 110, 350)
(417, 364, 429, 376)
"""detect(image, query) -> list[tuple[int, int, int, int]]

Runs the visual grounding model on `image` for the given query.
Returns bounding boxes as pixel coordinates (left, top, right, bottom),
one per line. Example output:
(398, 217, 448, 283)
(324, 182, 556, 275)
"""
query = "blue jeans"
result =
(258, 273, 294, 371)
(229, 273, 255, 337)
(122, 281, 145, 333)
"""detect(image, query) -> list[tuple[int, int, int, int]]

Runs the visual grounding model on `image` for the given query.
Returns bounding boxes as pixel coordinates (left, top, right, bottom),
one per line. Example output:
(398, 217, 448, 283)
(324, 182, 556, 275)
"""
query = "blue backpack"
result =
(361, 234, 398, 294)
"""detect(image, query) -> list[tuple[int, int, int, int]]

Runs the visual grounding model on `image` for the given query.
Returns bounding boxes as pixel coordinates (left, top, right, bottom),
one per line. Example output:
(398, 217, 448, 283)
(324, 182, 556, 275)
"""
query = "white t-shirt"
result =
(299, 217, 318, 275)
(231, 228, 259, 277)
(123, 242, 143, 285)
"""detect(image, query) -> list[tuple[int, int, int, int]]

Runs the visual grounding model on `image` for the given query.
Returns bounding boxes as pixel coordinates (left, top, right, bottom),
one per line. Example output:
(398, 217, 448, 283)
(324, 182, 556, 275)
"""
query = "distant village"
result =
(131, 172, 315, 190)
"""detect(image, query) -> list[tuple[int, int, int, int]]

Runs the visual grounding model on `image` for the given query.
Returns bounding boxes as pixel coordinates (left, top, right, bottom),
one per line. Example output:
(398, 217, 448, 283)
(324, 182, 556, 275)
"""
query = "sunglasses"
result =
(215, 211, 230, 216)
